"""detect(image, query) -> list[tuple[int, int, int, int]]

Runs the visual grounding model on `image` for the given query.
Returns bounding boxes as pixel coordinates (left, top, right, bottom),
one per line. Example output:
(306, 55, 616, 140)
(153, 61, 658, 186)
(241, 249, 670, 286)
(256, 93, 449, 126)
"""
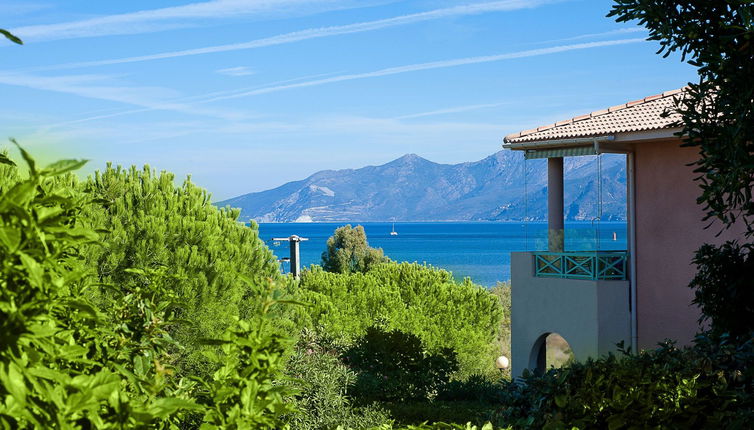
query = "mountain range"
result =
(216, 151, 627, 222)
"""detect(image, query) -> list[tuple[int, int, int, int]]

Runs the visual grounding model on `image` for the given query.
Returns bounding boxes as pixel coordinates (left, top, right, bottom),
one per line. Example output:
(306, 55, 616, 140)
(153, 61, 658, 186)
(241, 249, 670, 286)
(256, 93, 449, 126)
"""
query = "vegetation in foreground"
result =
(0, 147, 510, 428)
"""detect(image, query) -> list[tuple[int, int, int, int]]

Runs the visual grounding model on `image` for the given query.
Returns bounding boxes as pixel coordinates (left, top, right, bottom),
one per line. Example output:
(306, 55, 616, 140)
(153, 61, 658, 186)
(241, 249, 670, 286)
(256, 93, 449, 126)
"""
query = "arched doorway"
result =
(528, 332, 575, 375)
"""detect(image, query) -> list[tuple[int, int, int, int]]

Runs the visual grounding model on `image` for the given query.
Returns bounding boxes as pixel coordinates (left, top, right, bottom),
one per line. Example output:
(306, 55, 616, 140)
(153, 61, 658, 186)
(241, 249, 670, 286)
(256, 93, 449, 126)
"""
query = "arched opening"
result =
(528, 332, 575, 375)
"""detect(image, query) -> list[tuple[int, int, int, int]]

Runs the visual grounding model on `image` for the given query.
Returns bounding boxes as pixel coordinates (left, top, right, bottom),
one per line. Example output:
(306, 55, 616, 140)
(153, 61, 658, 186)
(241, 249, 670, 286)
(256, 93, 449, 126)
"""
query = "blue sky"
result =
(1, 0, 696, 200)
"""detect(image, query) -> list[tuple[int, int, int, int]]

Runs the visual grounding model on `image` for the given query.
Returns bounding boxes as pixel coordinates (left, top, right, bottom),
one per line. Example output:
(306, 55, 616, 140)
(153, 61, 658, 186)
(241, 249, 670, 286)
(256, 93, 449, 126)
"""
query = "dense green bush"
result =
(284, 329, 391, 430)
(345, 327, 459, 402)
(689, 241, 754, 339)
(322, 224, 388, 274)
(489, 283, 511, 365)
(494, 336, 754, 429)
(0, 149, 295, 428)
(296, 262, 504, 377)
(81, 164, 283, 377)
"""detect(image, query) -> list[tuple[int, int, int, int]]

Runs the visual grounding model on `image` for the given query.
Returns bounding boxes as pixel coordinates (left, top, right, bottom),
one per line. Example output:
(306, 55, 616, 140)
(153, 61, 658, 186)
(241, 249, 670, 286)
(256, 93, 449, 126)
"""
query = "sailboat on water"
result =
(390, 222, 398, 236)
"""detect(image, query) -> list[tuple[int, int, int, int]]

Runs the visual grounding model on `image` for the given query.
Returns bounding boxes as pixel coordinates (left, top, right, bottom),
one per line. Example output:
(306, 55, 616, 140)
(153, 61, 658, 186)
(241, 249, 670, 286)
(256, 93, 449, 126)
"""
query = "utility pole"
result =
(272, 235, 309, 278)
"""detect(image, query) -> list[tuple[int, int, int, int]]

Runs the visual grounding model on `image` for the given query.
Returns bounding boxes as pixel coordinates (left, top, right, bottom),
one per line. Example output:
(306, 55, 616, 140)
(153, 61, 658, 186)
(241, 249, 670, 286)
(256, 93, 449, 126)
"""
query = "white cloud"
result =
(395, 102, 507, 120)
(30, 0, 563, 70)
(534, 27, 647, 45)
(216, 66, 255, 76)
(200, 38, 647, 102)
(0, 71, 246, 120)
(7, 0, 373, 43)
(39, 71, 345, 129)
(26, 37, 646, 128)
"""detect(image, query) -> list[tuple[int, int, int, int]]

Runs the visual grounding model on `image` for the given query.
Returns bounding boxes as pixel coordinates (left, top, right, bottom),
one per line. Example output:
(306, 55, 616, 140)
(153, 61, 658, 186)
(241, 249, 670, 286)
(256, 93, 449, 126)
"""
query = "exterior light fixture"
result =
(496, 355, 510, 370)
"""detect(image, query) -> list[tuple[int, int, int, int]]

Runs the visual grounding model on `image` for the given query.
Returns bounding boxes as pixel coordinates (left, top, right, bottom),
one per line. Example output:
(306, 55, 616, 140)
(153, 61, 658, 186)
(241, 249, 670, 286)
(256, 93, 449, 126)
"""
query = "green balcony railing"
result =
(533, 251, 628, 280)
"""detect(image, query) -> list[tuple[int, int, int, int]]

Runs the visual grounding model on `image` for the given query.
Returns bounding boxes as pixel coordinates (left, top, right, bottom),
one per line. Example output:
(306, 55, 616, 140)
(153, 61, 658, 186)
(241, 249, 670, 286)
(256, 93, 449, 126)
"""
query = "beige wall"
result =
(634, 139, 745, 349)
(511, 252, 630, 378)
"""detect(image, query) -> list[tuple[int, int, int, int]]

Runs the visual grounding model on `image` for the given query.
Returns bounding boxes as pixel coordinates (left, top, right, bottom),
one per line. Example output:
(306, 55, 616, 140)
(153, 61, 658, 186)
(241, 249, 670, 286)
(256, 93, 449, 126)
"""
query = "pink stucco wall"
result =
(634, 139, 745, 349)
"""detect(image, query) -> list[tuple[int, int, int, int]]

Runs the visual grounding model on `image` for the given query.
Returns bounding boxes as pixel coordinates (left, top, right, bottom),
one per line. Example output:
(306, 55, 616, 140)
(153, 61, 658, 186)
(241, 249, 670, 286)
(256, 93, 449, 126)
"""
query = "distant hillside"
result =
(216, 151, 627, 222)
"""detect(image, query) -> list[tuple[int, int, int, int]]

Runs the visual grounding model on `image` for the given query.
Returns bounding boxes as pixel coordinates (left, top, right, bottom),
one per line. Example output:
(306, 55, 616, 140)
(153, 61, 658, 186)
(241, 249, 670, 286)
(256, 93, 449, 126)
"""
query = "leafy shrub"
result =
(81, 164, 283, 377)
(0, 149, 198, 427)
(337, 422, 500, 429)
(297, 262, 504, 377)
(0, 148, 297, 428)
(488, 282, 511, 368)
(284, 329, 391, 429)
(322, 224, 388, 274)
(199, 315, 297, 429)
(494, 336, 754, 429)
(345, 327, 459, 402)
(689, 241, 754, 339)
(437, 374, 505, 404)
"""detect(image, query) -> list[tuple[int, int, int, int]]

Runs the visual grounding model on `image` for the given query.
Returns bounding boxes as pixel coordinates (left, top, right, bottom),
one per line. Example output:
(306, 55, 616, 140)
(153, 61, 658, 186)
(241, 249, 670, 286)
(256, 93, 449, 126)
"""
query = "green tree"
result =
(610, 1, 754, 233)
(321, 225, 388, 274)
(609, 1, 754, 337)
(80, 164, 283, 377)
(297, 263, 504, 377)
(0, 147, 297, 428)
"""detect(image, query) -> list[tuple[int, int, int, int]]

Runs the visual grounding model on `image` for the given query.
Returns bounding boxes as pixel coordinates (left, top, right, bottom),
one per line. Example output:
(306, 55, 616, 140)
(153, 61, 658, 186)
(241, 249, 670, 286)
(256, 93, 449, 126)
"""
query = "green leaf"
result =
(43, 159, 88, 176)
(11, 139, 36, 176)
(0, 225, 22, 251)
(36, 206, 64, 223)
(0, 29, 22, 45)
(1, 180, 37, 208)
(0, 361, 28, 403)
(19, 252, 45, 287)
(607, 414, 627, 430)
(148, 397, 203, 418)
(554, 394, 567, 408)
(0, 152, 16, 166)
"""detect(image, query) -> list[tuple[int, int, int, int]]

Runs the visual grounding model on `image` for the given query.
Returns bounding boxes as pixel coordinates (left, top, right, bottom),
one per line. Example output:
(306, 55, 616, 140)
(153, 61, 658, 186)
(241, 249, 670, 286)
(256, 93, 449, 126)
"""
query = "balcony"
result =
(510, 251, 630, 378)
(533, 251, 628, 280)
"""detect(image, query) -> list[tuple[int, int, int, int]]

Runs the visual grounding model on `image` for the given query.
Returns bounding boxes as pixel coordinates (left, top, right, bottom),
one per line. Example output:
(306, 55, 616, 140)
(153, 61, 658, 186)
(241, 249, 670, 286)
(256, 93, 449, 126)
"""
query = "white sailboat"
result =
(390, 222, 398, 236)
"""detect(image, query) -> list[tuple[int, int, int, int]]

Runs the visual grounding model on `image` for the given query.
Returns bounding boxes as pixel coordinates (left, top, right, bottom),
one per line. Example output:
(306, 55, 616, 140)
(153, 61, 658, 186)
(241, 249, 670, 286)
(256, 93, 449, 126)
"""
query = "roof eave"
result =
(502, 135, 615, 150)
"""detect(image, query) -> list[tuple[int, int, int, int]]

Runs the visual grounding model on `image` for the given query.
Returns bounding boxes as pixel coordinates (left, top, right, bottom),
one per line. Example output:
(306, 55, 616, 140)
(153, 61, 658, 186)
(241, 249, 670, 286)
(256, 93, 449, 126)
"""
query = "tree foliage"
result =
(296, 262, 504, 377)
(345, 327, 459, 403)
(81, 165, 282, 377)
(609, 0, 754, 339)
(284, 329, 391, 430)
(609, 1, 754, 233)
(0, 147, 295, 428)
(689, 242, 754, 338)
(321, 225, 388, 274)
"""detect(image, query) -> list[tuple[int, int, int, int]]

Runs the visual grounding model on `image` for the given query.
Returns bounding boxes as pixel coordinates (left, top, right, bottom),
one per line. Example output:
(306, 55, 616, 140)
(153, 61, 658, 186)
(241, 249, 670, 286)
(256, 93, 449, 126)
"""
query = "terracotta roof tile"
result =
(504, 87, 686, 144)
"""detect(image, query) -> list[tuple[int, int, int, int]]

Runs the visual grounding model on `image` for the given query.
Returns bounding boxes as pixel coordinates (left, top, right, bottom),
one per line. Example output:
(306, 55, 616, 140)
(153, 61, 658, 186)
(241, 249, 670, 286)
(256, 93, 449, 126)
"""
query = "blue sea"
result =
(258, 222, 627, 287)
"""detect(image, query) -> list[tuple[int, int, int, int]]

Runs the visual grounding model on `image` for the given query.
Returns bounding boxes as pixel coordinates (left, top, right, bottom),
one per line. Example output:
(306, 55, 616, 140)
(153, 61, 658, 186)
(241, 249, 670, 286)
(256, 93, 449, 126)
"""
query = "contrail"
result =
(29, 0, 562, 71)
(199, 38, 646, 103)
(37, 37, 646, 127)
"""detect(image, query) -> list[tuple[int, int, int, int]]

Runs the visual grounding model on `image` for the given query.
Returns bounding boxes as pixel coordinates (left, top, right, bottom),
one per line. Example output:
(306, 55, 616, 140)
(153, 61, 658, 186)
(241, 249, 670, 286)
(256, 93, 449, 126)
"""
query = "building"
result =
(502, 88, 744, 378)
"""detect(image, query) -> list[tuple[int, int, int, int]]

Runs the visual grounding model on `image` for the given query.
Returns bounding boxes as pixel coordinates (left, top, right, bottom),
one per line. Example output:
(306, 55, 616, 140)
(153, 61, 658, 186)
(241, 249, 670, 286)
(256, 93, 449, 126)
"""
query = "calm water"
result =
(258, 222, 627, 287)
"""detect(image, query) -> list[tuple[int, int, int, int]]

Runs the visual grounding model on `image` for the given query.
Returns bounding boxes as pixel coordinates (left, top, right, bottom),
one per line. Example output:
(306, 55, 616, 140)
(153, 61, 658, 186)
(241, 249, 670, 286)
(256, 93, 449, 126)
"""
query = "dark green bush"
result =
(345, 327, 459, 403)
(689, 241, 754, 339)
(494, 336, 754, 429)
(437, 374, 505, 404)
